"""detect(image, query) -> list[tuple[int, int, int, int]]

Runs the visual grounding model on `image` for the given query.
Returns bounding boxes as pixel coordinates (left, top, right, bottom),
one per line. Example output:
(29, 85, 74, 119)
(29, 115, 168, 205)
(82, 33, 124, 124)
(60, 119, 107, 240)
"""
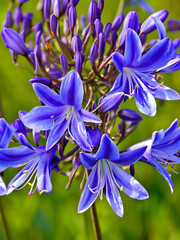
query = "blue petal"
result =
(124, 29, 142, 67)
(152, 136, 180, 154)
(112, 52, 124, 73)
(0, 118, 12, 148)
(0, 177, 6, 196)
(152, 17, 166, 40)
(134, 88, 156, 116)
(60, 70, 84, 111)
(136, 38, 175, 72)
(103, 161, 123, 217)
(86, 127, 101, 148)
(7, 161, 38, 194)
(145, 157, 174, 193)
(110, 162, 149, 199)
(152, 84, 180, 100)
(79, 152, 98, 169)
(112, 146, 147, 166)
(0, 146, 36, 167)
(22, 106, 68, 130)
(79, 109, 101, 123)
(69, 111, 92, 152)
(152, 130, 165, 145)
(33, 83, 62, 107)
(78, 163, 104, 213)
(95, 134, 120, 161)
(46, 117, 69, 150)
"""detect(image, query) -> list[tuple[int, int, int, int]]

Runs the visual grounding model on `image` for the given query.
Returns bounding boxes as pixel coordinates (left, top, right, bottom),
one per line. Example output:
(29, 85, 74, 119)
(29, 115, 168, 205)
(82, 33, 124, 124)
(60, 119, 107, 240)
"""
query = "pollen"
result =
(111, 189, 113, 194)
(23, 170, 28, 174)
(120, 186, 123, 191)
(28, 183, 33, 187)
(51, 31, 55, 36)
(39, 190, 47, 195)
(45, 42, 53, 52)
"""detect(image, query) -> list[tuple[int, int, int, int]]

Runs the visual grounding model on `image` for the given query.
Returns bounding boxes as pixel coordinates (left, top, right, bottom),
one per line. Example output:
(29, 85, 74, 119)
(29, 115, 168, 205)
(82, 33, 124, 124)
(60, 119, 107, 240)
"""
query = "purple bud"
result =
(96, 8, 101, 20)
(88, 0, 97, 24)
(98, 0, 104, 12)
(98, 32, 106, 56)
(63, 17, 69, 35)
(43, 0, 51, 21)
(61, 0, 68, 16)
(119, 11, 139, 44)
(35, 30, 42, 46)
(35, 22, 43, 37)
(118, 109, 143, 123)
(75, 52, 83, 73)
(100, 92, 124, 112)
(71, 35, 82, 52)
(118, 121, 126, 138)
(14, 7, 22, 30)
(110, 30, 117, 47)
(167, 19, 180, 32)
(111, 14, 124, 32)
(90, 42, 98, 66)
(104, 22, 111, 39)
(1, 27, 28, 56)
(68, 5, 77, 28)
(140, 10, 168, 34)
(140, 33, 147, 45)
(4, 11, 13, 28)
(71, 0, 79, 6)
(80, 15, 86, 31)
(53, 0, 60, 18)
(60, 53, 68, 73)
(173, 39, 180, 51)
(91, 101, 96, 111)
(50, 14, 58, 35)
(49, 69, 63, 79)
(94, 19, 103, 36)
(12, 119, 27, 136)
(17, 0, 29, 5)
(29, 77, 52, 85)
(22, 12, 33, 37)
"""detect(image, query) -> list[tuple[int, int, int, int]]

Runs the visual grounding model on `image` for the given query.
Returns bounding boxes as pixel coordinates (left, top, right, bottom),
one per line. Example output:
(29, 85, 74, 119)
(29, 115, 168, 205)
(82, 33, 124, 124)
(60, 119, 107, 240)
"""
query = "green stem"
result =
(0, 198, 10, 240)
(90, 203, 102, 240)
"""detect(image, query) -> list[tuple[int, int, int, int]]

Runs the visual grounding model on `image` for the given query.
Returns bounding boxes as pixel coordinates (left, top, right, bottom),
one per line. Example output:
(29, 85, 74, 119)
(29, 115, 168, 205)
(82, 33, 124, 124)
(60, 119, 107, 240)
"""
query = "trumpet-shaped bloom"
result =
(0, 133, 59, 195)
(130, 119, 180, 192)
(111, 29, 180, 116)
(78, 134, 148, 217)
(21, 71, 101, 151)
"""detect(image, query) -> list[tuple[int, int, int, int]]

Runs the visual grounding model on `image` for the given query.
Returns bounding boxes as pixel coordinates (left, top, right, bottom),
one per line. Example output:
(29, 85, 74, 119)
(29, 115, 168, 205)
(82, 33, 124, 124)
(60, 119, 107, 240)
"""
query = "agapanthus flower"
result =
(21, 70, 101, 151)
(130, 119, 180, 192)
(78, 134, 148, 217)
(110, 28, 180, 116)
(0, 133, 59, 195)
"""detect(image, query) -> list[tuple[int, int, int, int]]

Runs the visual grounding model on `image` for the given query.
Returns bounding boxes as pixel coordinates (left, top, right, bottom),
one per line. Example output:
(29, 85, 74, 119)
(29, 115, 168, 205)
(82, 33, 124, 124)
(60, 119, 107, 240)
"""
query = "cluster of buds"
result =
(1, 0, 180, 219)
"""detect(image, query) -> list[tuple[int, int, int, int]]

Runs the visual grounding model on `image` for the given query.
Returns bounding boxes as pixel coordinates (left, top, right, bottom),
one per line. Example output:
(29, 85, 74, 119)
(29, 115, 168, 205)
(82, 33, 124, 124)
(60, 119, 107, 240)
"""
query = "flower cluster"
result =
(1, 0, 180, 218)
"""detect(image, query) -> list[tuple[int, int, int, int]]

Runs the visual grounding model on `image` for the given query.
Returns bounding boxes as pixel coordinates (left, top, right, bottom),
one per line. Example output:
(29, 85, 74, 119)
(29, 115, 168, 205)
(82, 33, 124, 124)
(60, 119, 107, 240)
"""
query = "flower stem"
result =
(90, 203, 102, 240)
(0, 199, 10, 240)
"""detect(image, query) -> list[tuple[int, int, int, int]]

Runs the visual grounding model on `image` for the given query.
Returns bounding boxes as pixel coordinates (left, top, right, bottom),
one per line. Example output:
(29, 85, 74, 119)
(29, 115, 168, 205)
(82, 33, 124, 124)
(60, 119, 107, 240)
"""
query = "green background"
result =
(0, 0, 180, 239)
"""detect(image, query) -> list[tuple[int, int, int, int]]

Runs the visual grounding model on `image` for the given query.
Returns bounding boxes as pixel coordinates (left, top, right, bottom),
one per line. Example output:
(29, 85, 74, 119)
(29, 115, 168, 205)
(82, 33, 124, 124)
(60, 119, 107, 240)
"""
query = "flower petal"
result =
(33, 83, 62, 107)
(60, 70, 84, 111)
(0, 118, 12, 148)
(95, 134, 119, 161)
(0, 177, 6, 196)
(110, 162, 149, 199)
(112, 52, 124, 73)
(152, 84, 180, 100)
(79, 152, 98, 169)
(79, 109, 101, 123)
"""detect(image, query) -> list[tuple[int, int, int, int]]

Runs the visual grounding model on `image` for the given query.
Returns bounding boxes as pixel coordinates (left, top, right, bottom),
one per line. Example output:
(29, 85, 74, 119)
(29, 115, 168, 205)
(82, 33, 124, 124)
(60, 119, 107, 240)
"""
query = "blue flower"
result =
(78, 134, 148, 217)
(21, 70, 101, 151)
(111, 29, 180, 116)
(130, 119, 180, 192)
(0, 133, 59, 195)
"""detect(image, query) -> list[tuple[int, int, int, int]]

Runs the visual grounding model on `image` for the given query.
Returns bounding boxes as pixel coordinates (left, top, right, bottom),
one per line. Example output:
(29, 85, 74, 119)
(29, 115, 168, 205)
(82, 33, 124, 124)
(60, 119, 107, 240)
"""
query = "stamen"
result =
(23, 170, 28, 174)
(120, 186, 123, 191)
(39, 190, 48, 195)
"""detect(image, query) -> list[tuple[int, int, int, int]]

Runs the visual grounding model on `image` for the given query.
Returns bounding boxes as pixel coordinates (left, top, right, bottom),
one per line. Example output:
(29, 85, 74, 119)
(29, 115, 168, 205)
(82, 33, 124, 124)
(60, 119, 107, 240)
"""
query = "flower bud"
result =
(35, 22, 43, 37)
(86, 127, 101, 147)
(118, 109, 143, 123)
(14, 7, 22, 30)
(94, 19, 103, 36)
(75, 52, 83, 73)
(43, 0, 51, 21)
(71, 0, 79, 6)
(71, 35, 82, 52)
(60, 53, 68, 73)
(4, 11, 13, 28)
(100, 92, 124, 112)
(98, 0, 104, 12)
(12, 119, 27, 136)
(80, 15, 86, 31)
(50, 14, 58, 35)
(90, 42, 98, 66)
(98, 32, 106, 56)
(104, 22, 111, 39)
(17, 0, 28, 5)
(53, 0, 61, 18)
(29, 77, 52, 85)
(68, 5, 77, 28)
(22, 12, 33, 37)
(140, 10, 168, 34)
(110, 30, 117, 47)
(111, 14, 124, 32)
(1, 27, 28, 56)
(88, 0, 97, 24)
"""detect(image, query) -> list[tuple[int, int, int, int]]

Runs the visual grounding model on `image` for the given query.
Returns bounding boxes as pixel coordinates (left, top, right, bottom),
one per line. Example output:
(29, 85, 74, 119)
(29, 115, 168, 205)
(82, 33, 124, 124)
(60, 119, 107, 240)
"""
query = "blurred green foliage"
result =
(0, 0, 180, 239)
